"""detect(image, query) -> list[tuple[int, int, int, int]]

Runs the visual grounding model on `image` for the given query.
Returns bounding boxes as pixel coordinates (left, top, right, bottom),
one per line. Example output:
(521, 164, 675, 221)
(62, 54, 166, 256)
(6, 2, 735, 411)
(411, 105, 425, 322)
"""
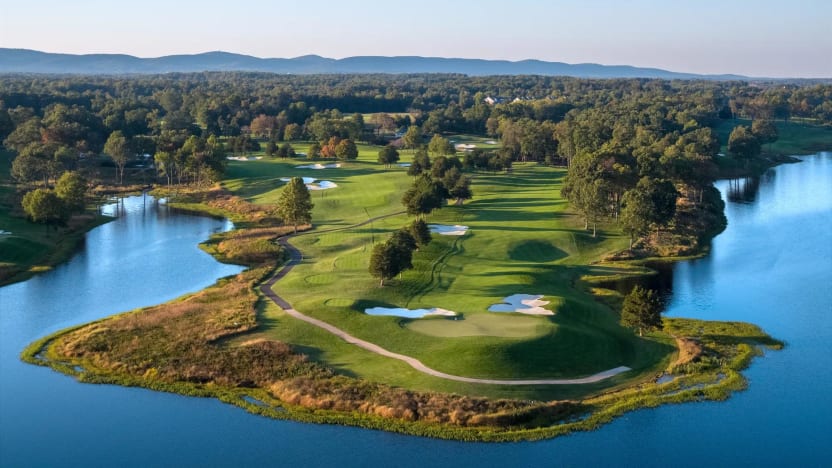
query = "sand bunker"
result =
(306, 181, 338, 190)
(280, 177, 317, 184)
(398, 163, 412, 167)
(365, 307, 458, 319)
(295, 163, 341, 169)
(226, 156, 263, 161)
(429, 224, 469, 236)
(0, 230, 11, 235)
(488, 294, 554, 315)
(485, 140, 497, 145)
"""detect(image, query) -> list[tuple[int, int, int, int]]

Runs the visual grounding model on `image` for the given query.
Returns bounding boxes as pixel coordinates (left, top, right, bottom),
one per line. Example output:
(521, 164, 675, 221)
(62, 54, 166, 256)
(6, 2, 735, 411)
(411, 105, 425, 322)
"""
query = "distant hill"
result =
(0, 48, 748, 80)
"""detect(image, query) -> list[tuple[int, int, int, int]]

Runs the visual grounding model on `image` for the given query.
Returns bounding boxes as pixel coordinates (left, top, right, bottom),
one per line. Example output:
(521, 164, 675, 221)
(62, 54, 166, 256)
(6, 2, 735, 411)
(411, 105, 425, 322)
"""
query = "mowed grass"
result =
(714, 119, 832, 156)
(223, 144, 673, 398)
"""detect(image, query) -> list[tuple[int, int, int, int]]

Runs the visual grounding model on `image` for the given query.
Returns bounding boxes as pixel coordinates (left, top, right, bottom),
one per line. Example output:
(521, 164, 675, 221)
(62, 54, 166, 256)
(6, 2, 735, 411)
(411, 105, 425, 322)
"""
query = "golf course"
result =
(204, 141, 667, 399)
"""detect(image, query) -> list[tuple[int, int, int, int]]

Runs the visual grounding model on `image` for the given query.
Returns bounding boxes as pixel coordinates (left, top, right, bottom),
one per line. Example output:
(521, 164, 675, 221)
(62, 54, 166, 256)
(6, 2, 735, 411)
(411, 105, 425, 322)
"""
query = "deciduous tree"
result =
(104, 130, 130, 184)
(21, 188, 68, 230)
(620, 286, 663, 336)
(54, 171, 87, 213)
(276, 177, 314, 233)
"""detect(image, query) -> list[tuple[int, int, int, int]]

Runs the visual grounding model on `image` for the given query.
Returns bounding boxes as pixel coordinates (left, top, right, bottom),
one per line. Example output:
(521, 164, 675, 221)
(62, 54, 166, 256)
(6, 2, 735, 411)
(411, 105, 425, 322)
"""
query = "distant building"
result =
(484, 96, 507, 105)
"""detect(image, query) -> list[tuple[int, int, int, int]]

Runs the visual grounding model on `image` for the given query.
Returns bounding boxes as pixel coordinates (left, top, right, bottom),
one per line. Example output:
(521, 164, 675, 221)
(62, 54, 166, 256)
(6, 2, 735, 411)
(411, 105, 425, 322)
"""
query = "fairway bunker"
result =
(488, 294, 554, 315)
(279, 177, 338, 190)
(307, 181, 338, 190)
(398, 163, 412, 167)
(280, 177, 317, 184)
(0, 230, 11, 235)
(365, 307, 458, 319)
(226, 156, 263, 161)
(429, 224, 469, 236)
(296, 163, 341, 169)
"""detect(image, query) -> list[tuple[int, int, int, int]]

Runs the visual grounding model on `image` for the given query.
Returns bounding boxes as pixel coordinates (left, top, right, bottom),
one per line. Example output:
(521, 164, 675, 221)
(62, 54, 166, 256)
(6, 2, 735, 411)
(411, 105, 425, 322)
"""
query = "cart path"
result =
(260, 214, 631, 385)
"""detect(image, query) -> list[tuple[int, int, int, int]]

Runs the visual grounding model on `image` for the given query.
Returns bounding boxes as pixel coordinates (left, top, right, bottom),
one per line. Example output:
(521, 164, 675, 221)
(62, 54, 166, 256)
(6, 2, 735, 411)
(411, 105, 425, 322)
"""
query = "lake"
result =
(1, 154, 830, 466)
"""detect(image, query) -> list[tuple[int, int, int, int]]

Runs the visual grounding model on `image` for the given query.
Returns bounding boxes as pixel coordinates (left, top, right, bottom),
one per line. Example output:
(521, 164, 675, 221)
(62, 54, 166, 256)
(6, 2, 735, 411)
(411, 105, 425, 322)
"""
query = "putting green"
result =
(224, 142, 672, 396)
(405, 313, 552, 338)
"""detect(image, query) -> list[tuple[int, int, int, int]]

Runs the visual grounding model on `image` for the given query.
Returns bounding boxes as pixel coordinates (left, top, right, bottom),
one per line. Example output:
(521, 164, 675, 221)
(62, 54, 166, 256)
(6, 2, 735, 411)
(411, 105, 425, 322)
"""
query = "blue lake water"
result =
(1, 154, 830, 467)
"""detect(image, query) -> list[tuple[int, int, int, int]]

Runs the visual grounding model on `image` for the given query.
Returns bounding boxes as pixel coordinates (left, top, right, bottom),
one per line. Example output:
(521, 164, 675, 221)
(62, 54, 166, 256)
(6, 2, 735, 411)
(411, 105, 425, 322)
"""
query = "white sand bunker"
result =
(296, 163, 341, 169)
(0, 230, 11, 235)
(398, 163, 412, 167)
(485, 140, 497, 145)
(306, 181, 338, 190)
(280, 177, 317, 184)
(455, 143, 477, 151)
(429, 224, 469, 236)
(488, 294, 554, 316)
(365, 307, 458, 319)
(226, 156, 263, 161)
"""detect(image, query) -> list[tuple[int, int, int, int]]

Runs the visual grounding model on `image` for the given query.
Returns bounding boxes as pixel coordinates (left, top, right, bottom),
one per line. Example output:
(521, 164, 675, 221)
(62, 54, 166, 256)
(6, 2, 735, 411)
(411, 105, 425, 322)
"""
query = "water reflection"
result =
(725, 176, 761, 203)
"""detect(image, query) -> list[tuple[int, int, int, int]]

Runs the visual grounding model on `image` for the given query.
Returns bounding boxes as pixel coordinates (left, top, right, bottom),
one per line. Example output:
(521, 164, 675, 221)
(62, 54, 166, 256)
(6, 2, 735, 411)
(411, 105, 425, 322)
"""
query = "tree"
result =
(104, 130, 130, 184)
(619, 177, 679, 247)
(11, 143, 52, 185)
(402, 125, 422, 152)
(154, 151, 175, 185)
(284, 123, 303, 141)
(402, 174, 445, 217)
(265, 139, 277, 157)
(320, 136, 341, 158)
(3, 118, 42, 152)
(442, 167, 473, 205)
(428, 134, 454, 156)
(307, 142, 321, 160)
(408, 219, 432, 248)
(277, 142, 296, 158)
(620, 286, 663, 336)
(751, 119, 778, 152)
(368, 241, 401, 287)
(390, 228, 417, 255)
(727, 125, 761, 161)
(335, 138, 358, 161)
(21, 188, 68, 230)
(54, 171, 87, 213)
(377, 145, 400, 167)
(407, 149, 430, 176)
(276, 177, 314, 233)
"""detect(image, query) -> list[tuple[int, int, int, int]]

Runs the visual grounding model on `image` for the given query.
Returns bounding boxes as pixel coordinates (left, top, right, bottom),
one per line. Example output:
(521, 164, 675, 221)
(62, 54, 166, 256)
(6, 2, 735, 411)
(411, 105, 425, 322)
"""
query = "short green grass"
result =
(714, 119, 832, 156)
(222, 143, 672, 399)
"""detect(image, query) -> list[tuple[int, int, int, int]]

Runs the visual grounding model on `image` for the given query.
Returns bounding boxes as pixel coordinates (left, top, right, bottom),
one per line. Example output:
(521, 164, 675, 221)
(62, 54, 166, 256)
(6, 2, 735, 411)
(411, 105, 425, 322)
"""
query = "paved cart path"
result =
(260, 214, 630, 385)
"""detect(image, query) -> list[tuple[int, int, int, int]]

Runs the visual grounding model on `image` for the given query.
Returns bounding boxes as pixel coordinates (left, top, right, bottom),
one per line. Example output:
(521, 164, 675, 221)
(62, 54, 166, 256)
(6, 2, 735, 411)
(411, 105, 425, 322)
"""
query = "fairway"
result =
(222, 144, 672, 397)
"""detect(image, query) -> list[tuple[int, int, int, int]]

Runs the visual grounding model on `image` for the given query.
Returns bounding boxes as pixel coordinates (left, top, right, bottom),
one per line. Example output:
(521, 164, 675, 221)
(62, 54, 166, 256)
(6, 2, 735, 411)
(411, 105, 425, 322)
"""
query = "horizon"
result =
(1, 0, 831, 78)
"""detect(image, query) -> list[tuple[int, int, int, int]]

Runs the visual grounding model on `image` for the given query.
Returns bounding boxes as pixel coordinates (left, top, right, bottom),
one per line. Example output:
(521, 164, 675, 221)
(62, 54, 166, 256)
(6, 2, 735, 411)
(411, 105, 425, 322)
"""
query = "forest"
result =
(1, 73, 830, 249)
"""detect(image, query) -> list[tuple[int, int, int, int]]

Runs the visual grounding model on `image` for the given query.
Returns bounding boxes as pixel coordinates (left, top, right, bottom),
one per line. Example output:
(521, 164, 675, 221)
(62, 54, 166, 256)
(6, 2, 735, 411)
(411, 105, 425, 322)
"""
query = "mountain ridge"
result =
(0, 48, 749, 80)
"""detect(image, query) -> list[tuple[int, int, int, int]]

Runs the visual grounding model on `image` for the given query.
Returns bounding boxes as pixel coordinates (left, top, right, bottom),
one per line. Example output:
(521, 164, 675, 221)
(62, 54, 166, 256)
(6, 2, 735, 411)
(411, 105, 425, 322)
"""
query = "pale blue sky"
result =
(1, 0, 830, 77)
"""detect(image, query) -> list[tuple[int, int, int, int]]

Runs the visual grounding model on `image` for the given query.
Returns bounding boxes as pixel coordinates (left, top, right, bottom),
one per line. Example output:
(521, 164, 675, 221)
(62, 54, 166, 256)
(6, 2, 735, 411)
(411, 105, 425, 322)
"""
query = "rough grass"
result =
(209, 143, 674, 396)
(21, 166, 784, 440)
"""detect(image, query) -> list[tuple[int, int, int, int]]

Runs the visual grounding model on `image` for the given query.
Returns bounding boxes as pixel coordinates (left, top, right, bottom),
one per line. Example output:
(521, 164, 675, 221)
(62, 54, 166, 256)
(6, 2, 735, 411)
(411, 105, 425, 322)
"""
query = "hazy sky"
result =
(1, 0, 830, 77)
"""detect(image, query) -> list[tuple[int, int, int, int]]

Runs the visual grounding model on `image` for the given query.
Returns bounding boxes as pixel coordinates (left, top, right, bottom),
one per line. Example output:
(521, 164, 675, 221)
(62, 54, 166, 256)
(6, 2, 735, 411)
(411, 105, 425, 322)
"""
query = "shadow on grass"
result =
(508, 240, 567, 262)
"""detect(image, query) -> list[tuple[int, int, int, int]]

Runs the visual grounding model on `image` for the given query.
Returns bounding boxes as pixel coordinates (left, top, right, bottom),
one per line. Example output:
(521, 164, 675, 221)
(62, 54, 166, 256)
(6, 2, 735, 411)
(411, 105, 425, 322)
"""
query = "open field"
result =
(219, 143, 673, 399)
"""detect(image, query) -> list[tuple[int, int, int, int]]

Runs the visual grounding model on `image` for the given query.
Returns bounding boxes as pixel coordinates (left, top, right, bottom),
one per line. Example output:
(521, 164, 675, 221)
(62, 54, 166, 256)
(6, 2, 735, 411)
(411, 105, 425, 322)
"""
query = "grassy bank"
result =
(0, 150, 113, 286)
(21, 141, 783, 440)
(713, 119, 832, 157)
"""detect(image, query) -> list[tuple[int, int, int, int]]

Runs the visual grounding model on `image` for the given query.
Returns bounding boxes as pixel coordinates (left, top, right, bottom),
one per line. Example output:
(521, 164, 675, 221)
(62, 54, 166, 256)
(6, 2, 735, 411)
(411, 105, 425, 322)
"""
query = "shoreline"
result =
(19, 192, 784, 441)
